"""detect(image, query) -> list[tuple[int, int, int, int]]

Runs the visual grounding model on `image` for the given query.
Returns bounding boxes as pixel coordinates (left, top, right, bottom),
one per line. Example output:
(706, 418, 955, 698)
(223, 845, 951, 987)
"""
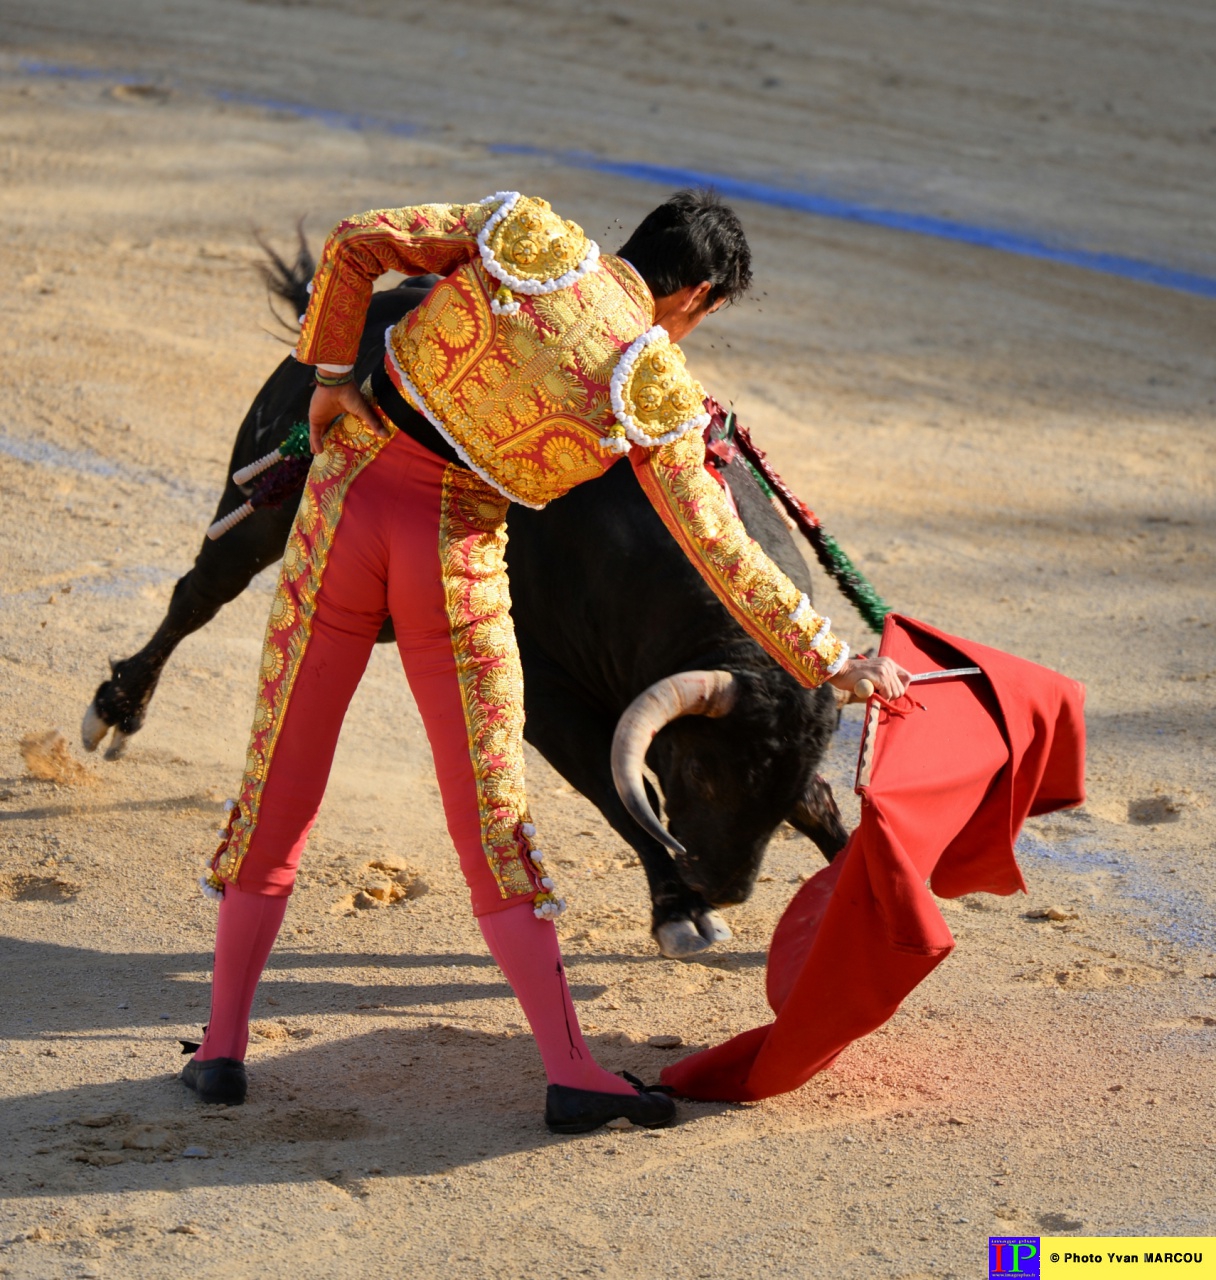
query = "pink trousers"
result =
(198, 417, 635, 1094)
(210, 416, 549, 917)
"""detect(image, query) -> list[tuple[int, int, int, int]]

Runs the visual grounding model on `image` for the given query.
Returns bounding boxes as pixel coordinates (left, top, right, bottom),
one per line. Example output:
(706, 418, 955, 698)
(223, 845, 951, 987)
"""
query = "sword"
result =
(909, 666, 982, 683)
(853, 666, 982, 701)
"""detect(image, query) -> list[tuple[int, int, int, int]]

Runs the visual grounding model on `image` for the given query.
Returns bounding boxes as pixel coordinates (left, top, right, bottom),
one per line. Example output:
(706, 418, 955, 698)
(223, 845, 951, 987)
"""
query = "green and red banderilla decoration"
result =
(206, 421, 313, 541)
(706, 405, 890, 635)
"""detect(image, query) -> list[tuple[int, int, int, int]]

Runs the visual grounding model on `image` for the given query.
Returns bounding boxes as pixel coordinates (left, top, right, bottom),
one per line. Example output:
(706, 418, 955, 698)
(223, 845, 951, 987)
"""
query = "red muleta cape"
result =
(659, 614, 1086, 1103)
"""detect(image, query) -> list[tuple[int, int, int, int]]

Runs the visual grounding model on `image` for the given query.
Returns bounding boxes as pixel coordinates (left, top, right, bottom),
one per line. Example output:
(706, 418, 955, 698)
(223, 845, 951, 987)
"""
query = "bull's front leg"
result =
(518, 650, 725, 959)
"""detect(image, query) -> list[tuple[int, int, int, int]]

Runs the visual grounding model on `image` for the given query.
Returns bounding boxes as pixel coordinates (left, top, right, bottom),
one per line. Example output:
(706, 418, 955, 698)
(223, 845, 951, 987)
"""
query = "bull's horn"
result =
(611, 671, 738, 856)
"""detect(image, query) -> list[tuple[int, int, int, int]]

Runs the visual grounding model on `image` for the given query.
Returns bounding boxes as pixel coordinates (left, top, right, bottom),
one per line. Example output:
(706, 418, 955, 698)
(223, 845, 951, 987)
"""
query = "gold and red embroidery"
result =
(207, 414, 388, 889)
(477, 191, 600, 314)
(437, 465, 552, 905)
(297, 201, 492, 367)
(386, 252, 654, 509)
(297, 192, 846, 697)
(632, 430, 848, 689)
(602, 326, 709, 453)
(299, 194, 709, 510)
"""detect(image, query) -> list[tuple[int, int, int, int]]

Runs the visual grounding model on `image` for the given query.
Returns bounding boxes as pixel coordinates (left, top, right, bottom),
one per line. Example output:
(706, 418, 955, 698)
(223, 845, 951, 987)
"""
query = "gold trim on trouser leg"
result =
(437, 465, 561, 914)
(206, 415, 389, 891)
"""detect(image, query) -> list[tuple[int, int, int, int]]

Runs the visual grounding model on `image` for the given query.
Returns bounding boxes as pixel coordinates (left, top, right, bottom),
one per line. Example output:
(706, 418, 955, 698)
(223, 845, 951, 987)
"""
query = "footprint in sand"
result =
(318, 856, 430, 915)
(0, 872, 81, 902)
(1019, 958, 1166, 990)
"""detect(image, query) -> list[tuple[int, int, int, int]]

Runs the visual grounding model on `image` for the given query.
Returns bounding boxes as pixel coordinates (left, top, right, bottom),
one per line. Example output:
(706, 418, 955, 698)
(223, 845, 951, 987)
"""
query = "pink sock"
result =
(479, 900, 633, 1095)
(197, 884, 289, 1062)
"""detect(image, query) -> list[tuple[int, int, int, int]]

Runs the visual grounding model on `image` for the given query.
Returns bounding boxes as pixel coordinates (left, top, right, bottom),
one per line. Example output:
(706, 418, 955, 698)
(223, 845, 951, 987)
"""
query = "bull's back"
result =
(505, 454, 814, 708)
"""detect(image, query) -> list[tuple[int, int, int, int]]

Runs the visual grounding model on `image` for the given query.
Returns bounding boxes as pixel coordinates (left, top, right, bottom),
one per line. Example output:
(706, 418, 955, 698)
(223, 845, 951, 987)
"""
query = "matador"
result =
(184, 188, 908, 1130)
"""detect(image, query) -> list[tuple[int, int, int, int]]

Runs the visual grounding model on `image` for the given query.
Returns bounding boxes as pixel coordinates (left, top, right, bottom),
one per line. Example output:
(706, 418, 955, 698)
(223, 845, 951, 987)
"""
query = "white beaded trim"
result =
(607, 326, 711, 450)
(384, 337, 547, 511)
(825, 643, 850, 678)
(789, 599, 834, 648)
(476, 191, 600, 297)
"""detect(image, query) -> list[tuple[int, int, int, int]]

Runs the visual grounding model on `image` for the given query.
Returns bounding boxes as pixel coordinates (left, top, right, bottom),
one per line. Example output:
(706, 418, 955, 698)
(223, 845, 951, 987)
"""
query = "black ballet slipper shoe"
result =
(179, 1040, 247, 1106)
(544, 1071, 676, 1134)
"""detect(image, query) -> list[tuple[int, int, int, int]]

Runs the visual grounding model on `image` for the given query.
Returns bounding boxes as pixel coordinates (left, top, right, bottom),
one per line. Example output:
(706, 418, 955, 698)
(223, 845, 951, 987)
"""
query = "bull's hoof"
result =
(104, 729, 131, 762)
(81, 702, 112, 753)
(693, 908, 732, 945)
(654, 919, 713, 959)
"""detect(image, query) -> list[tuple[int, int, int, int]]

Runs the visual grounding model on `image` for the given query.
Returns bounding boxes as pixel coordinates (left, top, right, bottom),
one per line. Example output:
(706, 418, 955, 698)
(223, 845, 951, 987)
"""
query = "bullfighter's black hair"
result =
(617, 188, 752, 307)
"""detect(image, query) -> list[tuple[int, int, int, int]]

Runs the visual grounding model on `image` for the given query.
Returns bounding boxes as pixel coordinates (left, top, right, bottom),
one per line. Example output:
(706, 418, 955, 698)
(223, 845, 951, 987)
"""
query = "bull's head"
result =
(611, 669, 844, 907)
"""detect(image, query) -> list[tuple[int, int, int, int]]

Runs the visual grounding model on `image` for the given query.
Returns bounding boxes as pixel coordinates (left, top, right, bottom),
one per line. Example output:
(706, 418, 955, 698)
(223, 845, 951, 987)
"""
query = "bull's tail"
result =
(255, 222, 315, 333)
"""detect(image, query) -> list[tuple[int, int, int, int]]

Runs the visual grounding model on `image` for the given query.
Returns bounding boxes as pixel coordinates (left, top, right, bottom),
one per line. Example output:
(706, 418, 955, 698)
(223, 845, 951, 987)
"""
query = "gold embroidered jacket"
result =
(297, 192, 848, 687)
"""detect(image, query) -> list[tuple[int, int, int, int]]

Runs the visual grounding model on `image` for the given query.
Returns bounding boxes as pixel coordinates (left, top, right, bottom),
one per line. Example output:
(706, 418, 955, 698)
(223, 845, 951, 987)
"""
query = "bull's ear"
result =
(787, 773, 849, 862)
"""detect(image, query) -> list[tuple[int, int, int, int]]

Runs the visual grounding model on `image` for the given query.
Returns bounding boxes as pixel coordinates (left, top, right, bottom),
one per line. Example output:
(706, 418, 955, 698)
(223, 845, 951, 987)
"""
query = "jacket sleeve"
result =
(631, 428, 849, 689)
(296, 202, 489, 367)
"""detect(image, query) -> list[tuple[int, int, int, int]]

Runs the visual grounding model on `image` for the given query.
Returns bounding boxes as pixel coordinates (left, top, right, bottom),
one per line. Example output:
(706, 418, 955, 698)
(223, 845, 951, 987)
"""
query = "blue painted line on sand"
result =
(18, 58, 1216, 300)
(210, 89, 421, 138)
(17, 60, 138, 83)
(493, 144, 1216, 300)
(1017, 830, 1214, 954)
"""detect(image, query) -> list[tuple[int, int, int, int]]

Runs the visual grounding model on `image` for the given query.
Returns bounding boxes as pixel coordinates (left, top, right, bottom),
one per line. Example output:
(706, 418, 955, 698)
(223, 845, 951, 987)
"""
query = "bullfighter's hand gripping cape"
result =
(658, 614, 1087, 1102)
(296, 192, 848, 691)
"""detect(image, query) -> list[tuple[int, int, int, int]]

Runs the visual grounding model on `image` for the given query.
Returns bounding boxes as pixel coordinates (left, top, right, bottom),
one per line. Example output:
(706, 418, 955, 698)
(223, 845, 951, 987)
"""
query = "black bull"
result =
(83, 277, 848, 958)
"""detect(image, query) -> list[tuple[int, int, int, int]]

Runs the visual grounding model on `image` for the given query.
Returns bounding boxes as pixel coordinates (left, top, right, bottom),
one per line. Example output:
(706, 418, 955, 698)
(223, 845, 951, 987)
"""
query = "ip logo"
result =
(990, 1237, 1041, 1277)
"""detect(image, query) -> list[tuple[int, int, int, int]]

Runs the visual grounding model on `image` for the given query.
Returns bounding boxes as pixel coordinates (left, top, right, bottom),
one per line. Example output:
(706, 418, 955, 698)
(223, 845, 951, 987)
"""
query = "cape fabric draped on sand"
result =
(660, 614, 1087, 1103)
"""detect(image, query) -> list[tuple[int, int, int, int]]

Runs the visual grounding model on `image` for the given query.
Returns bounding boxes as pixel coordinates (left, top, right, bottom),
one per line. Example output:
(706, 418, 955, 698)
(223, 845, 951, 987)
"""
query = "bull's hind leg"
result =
(83, 502, 299, 759)
(519, 650, 723, 959)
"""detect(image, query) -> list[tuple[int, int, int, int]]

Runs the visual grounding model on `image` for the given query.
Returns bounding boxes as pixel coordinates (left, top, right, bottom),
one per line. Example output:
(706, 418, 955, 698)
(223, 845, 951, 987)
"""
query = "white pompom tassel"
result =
(199, 874, 225, 901)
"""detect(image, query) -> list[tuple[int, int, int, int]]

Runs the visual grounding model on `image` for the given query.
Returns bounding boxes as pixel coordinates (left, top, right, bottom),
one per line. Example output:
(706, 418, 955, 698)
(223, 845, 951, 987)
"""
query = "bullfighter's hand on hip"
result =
(308, 382, 386, 454)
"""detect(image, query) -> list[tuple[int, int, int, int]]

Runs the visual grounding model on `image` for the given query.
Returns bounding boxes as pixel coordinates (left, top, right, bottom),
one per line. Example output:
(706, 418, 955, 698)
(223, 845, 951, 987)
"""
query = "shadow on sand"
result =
(0, 936, 736, 1201)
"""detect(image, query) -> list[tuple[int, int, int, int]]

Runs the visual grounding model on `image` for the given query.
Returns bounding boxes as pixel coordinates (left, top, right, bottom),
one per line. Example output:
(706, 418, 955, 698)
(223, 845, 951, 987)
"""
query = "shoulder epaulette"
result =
(477, 191, 600, 315)
(600, 327, 710, 453)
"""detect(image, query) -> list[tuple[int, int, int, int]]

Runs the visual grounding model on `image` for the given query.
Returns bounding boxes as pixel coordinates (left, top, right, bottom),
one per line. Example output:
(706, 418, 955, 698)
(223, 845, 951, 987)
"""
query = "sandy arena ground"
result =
(0, 3, 1214, 1277)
